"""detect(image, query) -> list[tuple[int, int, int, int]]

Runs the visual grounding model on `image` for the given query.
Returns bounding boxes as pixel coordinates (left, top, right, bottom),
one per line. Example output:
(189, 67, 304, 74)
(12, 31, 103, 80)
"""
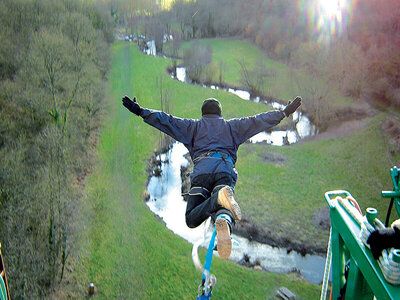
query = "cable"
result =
(320, 228, 332, 300)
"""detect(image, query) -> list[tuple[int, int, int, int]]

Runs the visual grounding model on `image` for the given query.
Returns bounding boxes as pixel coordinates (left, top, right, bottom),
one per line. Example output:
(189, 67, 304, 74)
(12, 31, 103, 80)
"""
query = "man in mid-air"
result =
(122, 95, 301, 259)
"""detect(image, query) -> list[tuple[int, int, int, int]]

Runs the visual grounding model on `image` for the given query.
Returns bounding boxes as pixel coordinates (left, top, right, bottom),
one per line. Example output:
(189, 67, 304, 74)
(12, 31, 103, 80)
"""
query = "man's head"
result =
(201, 98, 222, 116)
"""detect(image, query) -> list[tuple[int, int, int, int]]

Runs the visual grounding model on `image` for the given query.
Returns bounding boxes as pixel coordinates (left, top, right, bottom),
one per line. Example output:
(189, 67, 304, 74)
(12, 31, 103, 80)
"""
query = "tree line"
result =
(0, 0, 113, 297)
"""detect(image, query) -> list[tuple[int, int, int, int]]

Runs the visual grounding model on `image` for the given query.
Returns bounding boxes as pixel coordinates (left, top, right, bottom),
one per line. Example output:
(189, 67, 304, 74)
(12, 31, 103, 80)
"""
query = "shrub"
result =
(183, 41, 212, 83)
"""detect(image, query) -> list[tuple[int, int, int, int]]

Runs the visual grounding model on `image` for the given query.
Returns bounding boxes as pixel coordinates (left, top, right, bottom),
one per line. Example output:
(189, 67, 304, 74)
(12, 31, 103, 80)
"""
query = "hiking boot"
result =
(215, 217, 232, 259)
(217, 186, 241, 221)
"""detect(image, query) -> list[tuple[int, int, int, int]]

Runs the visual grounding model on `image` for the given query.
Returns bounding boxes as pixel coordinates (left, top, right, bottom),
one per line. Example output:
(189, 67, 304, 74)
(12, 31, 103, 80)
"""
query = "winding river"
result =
(146, 143, 325, 284)
(143, 41, 326, 284)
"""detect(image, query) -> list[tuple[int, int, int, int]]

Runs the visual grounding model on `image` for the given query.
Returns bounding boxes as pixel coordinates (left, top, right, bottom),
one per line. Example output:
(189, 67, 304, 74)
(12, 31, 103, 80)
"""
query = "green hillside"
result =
(76, 42, 322, 299)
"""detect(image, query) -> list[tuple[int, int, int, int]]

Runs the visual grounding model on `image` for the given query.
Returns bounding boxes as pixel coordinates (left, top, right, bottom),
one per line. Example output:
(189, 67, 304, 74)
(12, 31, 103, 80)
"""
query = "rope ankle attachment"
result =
(215, 213, 232, 235)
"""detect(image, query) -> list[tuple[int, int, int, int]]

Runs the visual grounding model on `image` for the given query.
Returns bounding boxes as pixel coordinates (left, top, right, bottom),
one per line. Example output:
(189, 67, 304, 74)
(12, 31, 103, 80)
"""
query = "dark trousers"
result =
(185, 172, 235, 228)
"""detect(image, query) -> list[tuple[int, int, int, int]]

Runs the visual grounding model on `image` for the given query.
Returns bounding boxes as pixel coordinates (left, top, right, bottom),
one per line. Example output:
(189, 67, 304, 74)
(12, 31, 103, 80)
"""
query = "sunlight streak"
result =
(300, 0, 357, 44)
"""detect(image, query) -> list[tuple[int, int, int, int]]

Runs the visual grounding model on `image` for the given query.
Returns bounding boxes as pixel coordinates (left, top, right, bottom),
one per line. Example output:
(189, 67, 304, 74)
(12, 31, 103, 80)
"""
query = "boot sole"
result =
(215, 218, 232, 259)
(218, 186, 242, 221)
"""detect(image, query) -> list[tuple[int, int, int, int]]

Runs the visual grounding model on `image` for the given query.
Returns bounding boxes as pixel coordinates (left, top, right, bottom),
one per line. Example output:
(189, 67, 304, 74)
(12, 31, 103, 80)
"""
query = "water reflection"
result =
(146, 142, 326, 284)
(249, 131, 298, 144)
(145, 40, 156, 56)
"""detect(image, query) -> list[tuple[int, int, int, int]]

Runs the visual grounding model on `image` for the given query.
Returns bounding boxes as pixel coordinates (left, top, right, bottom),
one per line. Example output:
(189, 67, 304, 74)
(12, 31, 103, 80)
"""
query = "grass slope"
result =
(177, 38, 354, 105)
(76, 42, 321, 299)
(236, 116, 398, 251)
(180, 38, 285, 86)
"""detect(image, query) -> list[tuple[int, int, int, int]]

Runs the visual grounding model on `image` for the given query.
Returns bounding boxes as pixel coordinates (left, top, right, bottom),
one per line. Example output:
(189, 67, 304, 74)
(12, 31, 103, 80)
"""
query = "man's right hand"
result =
(283, 96, 302, 117)
(122, 96, 142, 116)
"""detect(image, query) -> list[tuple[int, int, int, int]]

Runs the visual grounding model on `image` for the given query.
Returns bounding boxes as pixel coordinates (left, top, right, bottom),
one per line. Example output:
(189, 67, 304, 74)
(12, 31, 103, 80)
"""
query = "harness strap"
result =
(193, 151, 235, 166)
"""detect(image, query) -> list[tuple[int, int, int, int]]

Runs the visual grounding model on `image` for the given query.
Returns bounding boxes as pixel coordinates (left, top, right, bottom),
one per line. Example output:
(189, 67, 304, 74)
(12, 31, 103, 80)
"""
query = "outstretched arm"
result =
(122, 95, 195, 145)
(229, 96, 302, 145)
(229, 110, 285, 145)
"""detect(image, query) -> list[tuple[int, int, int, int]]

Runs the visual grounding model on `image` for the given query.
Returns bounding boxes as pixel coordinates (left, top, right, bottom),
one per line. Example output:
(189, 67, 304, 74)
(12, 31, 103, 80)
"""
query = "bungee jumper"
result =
(122, 95, 301, 259)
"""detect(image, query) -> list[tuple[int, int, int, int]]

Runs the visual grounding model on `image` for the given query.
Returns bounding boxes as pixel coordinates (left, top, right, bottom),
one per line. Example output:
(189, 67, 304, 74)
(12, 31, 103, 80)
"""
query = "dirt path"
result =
(302, 99, 378, 143)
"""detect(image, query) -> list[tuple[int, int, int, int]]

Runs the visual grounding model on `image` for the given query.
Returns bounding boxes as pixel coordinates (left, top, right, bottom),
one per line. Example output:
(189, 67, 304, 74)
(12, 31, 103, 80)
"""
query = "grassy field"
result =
(236, 115, 398, 252)
(74, 42, 322, 299)
(180, 39, 285, 87)
(73, 36, 400, 298)
(175, 38, 354, 106)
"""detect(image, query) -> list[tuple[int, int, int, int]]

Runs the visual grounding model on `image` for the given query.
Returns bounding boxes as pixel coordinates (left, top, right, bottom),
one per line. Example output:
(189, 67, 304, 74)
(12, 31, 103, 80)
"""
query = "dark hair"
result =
(201, 98, 222, 116)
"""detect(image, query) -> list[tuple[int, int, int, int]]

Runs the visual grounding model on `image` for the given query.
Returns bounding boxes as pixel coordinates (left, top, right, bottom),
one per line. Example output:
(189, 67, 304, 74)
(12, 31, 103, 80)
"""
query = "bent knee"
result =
(185, 215, 197, 228)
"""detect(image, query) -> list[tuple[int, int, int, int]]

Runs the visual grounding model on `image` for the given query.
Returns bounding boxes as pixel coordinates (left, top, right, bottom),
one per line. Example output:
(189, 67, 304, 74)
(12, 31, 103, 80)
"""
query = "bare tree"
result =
(218, 60, 227, 86)
(237, 59, 276, 98)
(292, 69, 333, 130)
(183, 42, 212, 83)
(291, 42, 334, 128)
(156, 76, 174, 151)
(173, 0, 190, 40)
(323, 38, 367, 98)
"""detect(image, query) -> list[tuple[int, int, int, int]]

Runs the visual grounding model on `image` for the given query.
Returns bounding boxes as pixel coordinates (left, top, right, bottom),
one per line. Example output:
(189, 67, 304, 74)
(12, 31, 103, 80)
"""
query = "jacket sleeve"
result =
(140, 108, 195, 145)
(228, 110, 285, 145)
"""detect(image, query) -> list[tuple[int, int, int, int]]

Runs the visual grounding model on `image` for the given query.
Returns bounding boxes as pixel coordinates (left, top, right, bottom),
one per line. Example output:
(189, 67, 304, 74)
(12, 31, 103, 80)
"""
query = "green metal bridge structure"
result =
(322, 166, 400, 300)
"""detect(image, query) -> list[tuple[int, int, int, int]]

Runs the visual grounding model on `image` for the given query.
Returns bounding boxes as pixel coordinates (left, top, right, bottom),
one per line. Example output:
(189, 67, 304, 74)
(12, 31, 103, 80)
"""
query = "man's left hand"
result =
(283, 96, 302, 117)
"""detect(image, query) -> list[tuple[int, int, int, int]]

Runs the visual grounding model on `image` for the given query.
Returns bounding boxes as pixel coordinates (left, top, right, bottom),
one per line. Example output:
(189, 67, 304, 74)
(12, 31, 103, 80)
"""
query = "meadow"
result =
(177, 38, 354, 106)
(75, 39, 398, 299)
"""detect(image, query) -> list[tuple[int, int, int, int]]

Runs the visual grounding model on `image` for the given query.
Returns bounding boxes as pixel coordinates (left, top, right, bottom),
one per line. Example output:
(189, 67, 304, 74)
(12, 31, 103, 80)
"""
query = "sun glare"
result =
(302, 0, 356, 44)
(319, 0, 346, 20)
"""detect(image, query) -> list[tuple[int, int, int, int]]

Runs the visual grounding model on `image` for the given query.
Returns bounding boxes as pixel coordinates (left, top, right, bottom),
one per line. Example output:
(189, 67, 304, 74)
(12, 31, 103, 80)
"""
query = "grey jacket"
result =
(140, 108, 285, 181)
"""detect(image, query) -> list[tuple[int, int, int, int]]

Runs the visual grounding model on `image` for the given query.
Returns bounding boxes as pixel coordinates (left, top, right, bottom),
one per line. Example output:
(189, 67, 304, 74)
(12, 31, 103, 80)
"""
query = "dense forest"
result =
(0, 0, 113, 297)
(1, 0, 399, 298)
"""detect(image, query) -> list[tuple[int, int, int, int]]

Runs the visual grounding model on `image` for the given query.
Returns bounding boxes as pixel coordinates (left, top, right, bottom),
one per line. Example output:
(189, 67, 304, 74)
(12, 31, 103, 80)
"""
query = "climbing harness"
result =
(193, 151, 235, 166)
